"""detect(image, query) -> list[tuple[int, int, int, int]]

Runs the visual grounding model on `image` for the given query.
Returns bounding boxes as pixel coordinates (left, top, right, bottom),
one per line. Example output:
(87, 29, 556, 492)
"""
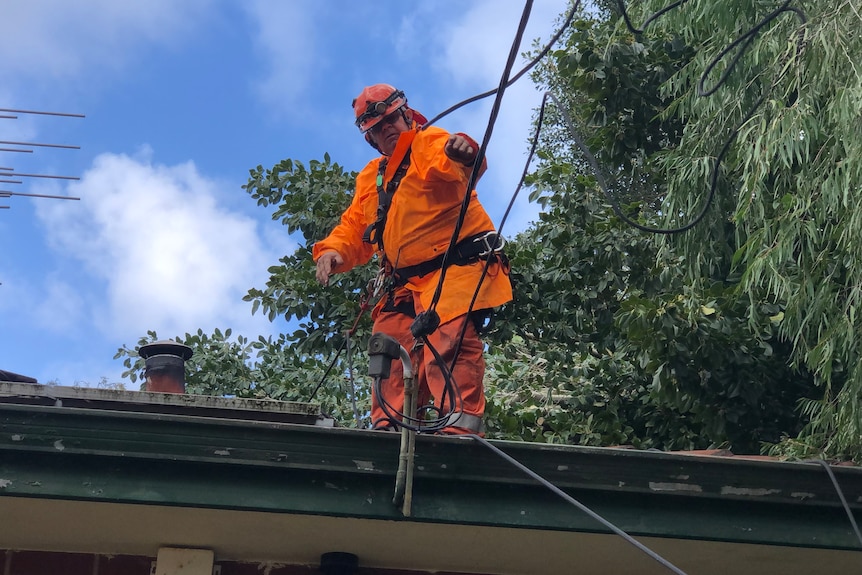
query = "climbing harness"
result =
(362, 139, 413, 251)
(392, 231, 507, 286)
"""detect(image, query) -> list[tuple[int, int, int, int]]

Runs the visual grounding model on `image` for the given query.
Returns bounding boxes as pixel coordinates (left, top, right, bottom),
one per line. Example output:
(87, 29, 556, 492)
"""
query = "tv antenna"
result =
(0, 107, 84, 210)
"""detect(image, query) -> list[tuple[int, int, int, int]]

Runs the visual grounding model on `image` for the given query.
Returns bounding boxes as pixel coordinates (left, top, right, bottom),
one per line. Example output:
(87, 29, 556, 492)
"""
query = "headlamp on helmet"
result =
(353, 85, 407, 134)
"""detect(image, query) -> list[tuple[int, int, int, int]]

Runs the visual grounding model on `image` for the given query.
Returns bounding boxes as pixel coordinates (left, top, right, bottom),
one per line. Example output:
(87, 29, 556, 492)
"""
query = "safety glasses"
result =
(367, 111, 401, 134)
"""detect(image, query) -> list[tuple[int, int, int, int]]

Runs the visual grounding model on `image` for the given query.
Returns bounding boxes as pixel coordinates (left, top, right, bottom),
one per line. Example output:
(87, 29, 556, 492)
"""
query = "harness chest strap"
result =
(362, 130, 416, 250)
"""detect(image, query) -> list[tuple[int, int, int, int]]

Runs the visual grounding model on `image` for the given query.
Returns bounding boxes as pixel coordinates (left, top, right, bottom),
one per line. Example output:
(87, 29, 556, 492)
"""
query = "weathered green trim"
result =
(0, 381, 323, 423)
(1, 400, 861, 551)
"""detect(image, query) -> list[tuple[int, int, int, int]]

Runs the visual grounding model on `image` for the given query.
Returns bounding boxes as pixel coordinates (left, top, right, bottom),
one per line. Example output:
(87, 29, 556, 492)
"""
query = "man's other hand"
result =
(315, 250, 344, 285)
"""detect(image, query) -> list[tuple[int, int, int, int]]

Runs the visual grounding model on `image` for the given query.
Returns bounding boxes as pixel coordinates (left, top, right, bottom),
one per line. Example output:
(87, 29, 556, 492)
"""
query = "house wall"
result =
(0, 550, 471, 575)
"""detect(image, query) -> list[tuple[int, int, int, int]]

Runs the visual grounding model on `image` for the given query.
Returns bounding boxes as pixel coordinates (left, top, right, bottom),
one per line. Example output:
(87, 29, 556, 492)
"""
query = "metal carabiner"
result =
(369, 265, 388, 300)
(473, 231, 506, 257)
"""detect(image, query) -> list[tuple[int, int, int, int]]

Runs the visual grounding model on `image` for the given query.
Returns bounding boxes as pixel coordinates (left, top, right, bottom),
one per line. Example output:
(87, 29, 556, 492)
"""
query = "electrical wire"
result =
(423, 0, 536, 318)
(471, 434, 689, 575)
(307, 280, 382, 404)
(586, 0, 807, 234)
(422, 1, 581, 129)
(307, 337, 346, 403)
(813, 459, 862, 549)
(374, 336, 465, 433)
(615, 0, 693, 35)
(449, 92, 552, 368)
(471, 439, 862, 572)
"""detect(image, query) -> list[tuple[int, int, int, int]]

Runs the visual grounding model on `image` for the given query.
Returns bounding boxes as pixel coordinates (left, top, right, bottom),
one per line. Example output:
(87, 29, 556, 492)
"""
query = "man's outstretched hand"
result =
(445, 134, 477, 166)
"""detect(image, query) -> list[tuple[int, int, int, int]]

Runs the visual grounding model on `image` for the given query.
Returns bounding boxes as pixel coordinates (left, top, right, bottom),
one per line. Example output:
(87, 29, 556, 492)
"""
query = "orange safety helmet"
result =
(353, 84, 407, 134)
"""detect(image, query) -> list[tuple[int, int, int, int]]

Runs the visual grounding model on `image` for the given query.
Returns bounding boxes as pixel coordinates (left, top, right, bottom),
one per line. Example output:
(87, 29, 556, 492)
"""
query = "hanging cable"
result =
(422, 1, 581, 129)
(307, 268, 387, 405)
(307, 337, 347, 403)
(414, 0, 536, 337)
(813, 459, 862, 549)
(472, 435, 689, 575)
(449, 92, 552, 368)
(615, 0, 693, 35)
(549, 89, 717, 234)
(579, 0, 807, 234)
(375, 337, 464, 433)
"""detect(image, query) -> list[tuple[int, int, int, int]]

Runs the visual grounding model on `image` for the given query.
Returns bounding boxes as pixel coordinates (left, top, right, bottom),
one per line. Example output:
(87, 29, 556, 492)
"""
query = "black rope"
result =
(559, 0, 808, 234)
(307, 266, 386, 406)
(422, 0, 536, 320)
(450, 92, 552, 369)
(472, 435, 689, 575)
(422, 1, 581, 129)
(615, 0, 693, 35)
(813, 459, 862, 549)
(307, 337, 346, 403)
(373, 336, 464, 433)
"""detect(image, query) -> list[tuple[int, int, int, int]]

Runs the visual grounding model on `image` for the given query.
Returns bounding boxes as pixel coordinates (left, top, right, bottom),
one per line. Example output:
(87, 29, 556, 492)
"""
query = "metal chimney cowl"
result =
(138, 340, 193, 394)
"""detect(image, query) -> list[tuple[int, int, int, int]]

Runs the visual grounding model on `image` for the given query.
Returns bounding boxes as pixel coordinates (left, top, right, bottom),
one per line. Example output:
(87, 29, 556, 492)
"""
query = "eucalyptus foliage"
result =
(622, 0, 862, 458)
(483, 0, 822, 453)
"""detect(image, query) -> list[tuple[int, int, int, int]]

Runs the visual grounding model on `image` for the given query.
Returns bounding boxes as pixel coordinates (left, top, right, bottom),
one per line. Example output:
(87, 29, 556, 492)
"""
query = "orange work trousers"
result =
(370, 289, 486, 434)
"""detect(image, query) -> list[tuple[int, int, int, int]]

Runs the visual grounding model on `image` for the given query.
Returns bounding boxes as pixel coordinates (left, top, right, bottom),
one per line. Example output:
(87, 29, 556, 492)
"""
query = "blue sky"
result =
(1, 0, 567, 386)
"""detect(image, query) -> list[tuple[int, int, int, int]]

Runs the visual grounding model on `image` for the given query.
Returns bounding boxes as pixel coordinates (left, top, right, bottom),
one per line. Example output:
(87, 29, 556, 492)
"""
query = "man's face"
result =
(369, 110, 409, 156)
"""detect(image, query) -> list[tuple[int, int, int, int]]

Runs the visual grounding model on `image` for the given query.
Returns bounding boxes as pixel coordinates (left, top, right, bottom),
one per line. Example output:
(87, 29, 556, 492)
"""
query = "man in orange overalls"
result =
(313, 84, 512, 434)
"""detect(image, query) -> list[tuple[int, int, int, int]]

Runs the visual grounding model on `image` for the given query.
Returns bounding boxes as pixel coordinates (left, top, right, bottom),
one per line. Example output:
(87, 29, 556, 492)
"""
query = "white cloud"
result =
(244, 0, 317, 117)
(431, 1, 562, 87)
(34, 151, 288, 341)
(0, 0, 212, 84)
(426, 1, 564, 234)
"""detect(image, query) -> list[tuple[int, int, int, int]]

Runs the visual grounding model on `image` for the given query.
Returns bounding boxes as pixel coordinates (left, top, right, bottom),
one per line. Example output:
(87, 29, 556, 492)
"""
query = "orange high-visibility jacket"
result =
(312, 125, 512, 325)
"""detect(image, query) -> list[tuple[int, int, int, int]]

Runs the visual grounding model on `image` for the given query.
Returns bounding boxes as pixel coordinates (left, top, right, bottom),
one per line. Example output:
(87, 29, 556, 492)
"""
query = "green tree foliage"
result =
(243, 155, 376, 356)
(602, 0, 862, 459)
(513, 0, 857, 459)
(483, 2, 820, 454)
(116, 0, 860, 460)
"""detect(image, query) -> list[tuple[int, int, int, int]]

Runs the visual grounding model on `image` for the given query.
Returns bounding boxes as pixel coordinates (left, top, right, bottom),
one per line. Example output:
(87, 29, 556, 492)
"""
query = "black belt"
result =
(392, 231, 505, 285)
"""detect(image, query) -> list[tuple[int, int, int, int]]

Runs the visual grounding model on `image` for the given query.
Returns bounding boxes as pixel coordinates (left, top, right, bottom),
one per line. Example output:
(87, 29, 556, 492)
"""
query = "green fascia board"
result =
(1, 402, 861, 550)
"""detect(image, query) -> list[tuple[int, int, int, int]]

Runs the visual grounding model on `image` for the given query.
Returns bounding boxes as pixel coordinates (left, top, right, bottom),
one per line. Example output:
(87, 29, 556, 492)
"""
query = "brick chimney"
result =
(138, 340, 193, 394)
